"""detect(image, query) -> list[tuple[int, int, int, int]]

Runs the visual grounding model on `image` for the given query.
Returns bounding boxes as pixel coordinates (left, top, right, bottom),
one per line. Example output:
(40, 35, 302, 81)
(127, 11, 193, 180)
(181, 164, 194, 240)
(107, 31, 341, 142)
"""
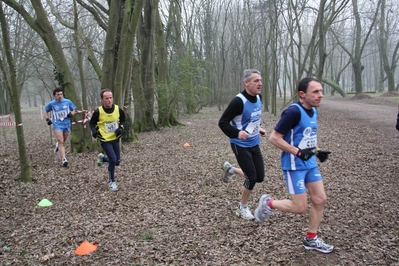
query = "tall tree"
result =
(113, 0, 144, 107)
(139, 0, 157, 130)
(0, 0, 31, 181)
(332, 0, 381, 94)
(112, 0, 144, 140)
(3, 0, 80, 106)
(154, 3, 180, 127)
(100, 0, 121, 93)
(3, 0, 89, 152)
(378, 0, 399, 92)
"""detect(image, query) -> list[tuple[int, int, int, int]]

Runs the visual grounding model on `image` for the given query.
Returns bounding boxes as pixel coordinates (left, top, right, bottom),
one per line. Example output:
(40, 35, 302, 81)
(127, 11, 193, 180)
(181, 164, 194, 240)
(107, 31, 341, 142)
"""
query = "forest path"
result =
(320, 96, 398, 129)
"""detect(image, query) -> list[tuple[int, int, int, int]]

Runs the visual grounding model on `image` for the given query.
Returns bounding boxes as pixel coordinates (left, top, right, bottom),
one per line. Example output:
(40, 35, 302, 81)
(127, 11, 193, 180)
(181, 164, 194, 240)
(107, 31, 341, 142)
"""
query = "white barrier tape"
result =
(71, 120, 85, 124)
(0, 122, 15, 126)
(0, 122, 22, 127)
(69, 110, 93, 128)
(71, 113, 92, 128)
(0, 115, 12, 122)
(0, 114, 21, 126)
(75, 110, 92, 114)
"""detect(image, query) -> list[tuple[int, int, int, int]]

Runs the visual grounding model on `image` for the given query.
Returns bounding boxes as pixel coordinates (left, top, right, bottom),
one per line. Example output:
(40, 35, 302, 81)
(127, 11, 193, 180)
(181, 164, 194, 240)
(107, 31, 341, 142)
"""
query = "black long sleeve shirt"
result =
(218, 90, 261, 139)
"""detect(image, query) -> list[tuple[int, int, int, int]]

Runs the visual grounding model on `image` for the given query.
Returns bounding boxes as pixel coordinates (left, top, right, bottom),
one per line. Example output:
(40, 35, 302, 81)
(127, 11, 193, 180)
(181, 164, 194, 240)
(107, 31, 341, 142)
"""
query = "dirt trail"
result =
(321, 96, 399, 129)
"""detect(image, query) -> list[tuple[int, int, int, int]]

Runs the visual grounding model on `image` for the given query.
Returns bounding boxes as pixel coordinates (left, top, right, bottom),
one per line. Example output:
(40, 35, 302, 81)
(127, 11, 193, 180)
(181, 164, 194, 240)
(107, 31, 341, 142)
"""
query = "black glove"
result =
(115, 127, 123, 137)
(46, 118, 52, 125)
(92, 130, 97, 138)
(296, 148, 314, 161)
(316, 150, 331, 163)
(67, 112, 73, 118)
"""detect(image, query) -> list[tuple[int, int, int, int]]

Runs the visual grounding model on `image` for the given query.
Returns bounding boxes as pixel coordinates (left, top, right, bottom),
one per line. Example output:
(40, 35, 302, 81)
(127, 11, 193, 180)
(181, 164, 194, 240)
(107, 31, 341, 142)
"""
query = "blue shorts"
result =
(283, 167, 322, 194)
(53, 123, 71, 133)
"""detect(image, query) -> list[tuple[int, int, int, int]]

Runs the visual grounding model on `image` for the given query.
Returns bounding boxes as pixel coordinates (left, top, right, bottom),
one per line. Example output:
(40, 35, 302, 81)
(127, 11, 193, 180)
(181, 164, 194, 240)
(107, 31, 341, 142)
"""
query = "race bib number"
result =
(105, 121, 118, 133)
(297, 127, 317, 149)
(54, 110, 68, 121)
(245, 121, 260, 135)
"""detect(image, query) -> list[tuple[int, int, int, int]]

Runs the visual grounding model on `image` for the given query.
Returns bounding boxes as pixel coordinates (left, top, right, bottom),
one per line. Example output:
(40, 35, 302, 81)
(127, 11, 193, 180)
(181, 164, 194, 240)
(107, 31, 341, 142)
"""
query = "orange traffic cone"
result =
(75, 241, 97, 255)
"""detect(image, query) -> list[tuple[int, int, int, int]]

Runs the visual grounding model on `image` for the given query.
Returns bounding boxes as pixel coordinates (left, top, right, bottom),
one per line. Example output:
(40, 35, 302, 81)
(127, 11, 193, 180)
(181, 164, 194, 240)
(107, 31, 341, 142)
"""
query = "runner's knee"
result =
(311, 194, 327, 207)
(292, 201, 308, 214)
(244, 176, 257, 190)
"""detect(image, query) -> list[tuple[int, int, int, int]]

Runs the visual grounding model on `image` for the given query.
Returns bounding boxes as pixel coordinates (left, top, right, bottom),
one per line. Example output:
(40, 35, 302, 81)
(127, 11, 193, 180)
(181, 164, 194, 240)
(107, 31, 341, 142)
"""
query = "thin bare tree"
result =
(378, 0, 399, 92)
(0, 0, 31, 181)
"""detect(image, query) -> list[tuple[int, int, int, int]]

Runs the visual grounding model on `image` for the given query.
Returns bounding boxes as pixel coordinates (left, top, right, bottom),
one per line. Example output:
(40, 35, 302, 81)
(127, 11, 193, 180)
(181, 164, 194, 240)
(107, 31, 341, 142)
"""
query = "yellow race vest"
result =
(97, 105, 120, 142)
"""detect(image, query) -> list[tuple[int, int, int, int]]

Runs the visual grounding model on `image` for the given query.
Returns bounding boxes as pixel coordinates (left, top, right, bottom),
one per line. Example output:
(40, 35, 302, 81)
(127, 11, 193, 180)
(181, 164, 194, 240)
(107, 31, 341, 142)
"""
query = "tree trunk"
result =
(378, 0, 397, 92)
(0, 2, 31, 181)
(100, 0, 122, 91)
(132, 57, 148, 132)
(316, 0, 327, 80)
(154, 3, 180, 127)
(139, 0, 157, 131)
(112, 0, 144, 141)
(322, 78, 346, 97)
(352, 0, 364, 94)
(113, 0, 144, 106)
(70, 1, 93, 152)
(4, 0, 85, 153)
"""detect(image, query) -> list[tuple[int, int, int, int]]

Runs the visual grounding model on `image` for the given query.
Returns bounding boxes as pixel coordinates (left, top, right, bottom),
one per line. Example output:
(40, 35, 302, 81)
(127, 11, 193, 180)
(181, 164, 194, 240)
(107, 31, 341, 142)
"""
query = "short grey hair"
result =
(243, 69, 261, 82)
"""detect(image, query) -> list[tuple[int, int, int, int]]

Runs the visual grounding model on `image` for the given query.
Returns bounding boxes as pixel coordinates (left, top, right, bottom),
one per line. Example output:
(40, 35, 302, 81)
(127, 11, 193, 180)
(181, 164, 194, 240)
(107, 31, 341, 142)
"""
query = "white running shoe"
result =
(235, 206, 255, 220)
(108, 181, 118, 191)
(255, 194, 272, 223)
(62, 157, 68, 167)
(222, 161, 233, 183)
(54, 142, 59, 153)
(303, 237, 334, 253)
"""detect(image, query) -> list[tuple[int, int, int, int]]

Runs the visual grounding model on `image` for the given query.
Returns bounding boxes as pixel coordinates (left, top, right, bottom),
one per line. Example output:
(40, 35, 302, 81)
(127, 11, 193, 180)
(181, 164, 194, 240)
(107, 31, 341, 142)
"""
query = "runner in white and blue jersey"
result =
(44, 88, 76, 167)
(219, 69, 267, 220)
(254, 77, 334, 254)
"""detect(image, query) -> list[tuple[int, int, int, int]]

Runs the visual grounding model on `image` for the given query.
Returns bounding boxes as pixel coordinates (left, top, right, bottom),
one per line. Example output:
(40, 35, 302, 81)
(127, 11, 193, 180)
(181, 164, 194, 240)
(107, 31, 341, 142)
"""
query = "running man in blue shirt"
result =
(219, 69, 267, 220)
(254, 77, 333, 253)
(44, 88, 77, 167)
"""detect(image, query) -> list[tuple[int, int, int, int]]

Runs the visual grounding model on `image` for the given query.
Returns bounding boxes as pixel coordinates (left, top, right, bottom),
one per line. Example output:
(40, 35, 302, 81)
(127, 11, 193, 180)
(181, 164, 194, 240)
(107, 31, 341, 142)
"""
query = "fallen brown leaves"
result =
(0, 96, 398, 265)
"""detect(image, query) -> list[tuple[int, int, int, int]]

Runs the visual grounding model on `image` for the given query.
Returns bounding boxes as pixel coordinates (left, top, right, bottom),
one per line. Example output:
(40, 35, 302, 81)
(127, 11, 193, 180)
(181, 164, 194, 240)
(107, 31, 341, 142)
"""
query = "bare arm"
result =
(44, 111, 51, 121)
(269, 130, 299, 155)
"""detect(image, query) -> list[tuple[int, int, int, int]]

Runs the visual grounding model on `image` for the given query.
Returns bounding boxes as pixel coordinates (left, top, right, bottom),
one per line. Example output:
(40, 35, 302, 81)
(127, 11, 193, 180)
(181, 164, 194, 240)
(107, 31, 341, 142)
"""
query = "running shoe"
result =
(235, 206, 255, 220)
(62, 157, 68, 167)
(97, 153, 104, 166)
(254, 194, 272, 223)
(303, 237, 334, 253)
(108, 181, 118, 191)
(222, 161, 233, 183)
(54, 142, 59, 153)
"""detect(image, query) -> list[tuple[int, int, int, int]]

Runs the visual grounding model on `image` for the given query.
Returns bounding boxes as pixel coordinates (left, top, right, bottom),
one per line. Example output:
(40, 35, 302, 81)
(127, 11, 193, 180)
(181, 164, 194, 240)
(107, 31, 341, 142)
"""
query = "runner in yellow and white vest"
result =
(89, 89, 126, 191)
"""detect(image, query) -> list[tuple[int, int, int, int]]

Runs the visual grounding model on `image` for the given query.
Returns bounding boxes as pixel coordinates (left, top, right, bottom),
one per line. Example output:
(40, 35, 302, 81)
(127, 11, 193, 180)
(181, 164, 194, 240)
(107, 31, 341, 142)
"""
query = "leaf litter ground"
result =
(0, 96, 398, 265)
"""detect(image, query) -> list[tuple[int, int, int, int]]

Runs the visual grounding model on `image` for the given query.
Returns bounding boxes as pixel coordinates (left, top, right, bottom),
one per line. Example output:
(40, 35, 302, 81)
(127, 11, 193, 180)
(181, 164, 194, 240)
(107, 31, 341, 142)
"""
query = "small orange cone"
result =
(75, 241, 97, 255)
(183, 142, 190, 147)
